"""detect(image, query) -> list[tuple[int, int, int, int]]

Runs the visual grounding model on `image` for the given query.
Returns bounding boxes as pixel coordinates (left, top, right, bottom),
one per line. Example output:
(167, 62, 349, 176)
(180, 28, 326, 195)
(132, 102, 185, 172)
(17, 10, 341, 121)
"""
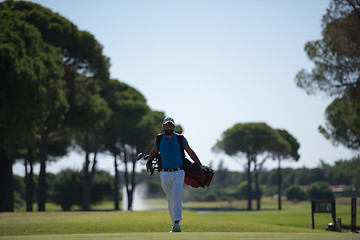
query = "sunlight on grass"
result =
(3, 197, 358, 238)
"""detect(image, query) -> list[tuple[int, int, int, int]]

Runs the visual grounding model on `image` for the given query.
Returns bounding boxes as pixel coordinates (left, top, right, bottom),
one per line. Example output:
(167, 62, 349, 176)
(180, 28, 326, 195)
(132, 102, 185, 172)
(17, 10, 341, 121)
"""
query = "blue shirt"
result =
(155, 132, 188, 169)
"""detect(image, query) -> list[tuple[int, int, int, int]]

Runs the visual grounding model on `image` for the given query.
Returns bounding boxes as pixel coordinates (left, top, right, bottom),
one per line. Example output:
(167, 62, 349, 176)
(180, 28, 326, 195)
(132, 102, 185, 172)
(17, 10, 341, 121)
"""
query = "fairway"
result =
(1, 199, 358, 239)
(0, 232, 359, 240)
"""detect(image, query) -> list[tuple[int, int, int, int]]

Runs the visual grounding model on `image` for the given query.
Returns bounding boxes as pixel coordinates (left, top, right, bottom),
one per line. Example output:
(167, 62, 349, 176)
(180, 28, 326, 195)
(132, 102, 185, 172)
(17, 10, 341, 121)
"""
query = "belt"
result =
(162, 167, 183, 172)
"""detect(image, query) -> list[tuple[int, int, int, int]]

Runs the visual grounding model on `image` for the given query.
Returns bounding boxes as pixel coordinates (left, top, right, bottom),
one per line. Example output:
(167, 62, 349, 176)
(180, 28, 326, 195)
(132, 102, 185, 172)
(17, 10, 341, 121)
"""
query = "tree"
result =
(0, 1, 68, 212)
(319, 97, 360, 150)
(213, 122, 290, 210)
(295, 0, 360, 98)
(73, 93, 111, 211)
(295, 0, 360, 153)
(0, 1, 111, 211)
(100, 79, 150, 211)
(24, 150, 36, 212)
(273, 130, 300, 210)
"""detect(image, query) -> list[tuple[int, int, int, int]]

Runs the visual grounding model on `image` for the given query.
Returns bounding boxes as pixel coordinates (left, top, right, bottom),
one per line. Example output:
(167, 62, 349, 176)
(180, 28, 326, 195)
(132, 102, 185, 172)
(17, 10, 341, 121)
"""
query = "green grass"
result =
(1, 232, 359, 240)
(1, 198, 359, 240)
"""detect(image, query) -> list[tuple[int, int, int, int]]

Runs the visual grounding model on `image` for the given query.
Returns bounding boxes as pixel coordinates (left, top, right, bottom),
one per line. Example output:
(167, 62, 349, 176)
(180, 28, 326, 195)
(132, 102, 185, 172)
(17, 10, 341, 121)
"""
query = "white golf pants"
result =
(160, 169, 185, 224)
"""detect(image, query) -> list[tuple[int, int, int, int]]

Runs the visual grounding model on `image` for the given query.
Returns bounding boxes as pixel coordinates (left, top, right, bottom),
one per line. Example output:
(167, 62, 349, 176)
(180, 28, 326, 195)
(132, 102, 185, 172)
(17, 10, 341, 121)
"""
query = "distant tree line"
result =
(11, 157, 360, 211)
(204, 157, 360, 203)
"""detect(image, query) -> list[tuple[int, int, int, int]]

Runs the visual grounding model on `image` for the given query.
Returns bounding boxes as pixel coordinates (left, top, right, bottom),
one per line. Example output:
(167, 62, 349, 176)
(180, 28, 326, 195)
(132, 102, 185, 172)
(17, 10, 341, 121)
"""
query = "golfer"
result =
(147, 117, 202, 232)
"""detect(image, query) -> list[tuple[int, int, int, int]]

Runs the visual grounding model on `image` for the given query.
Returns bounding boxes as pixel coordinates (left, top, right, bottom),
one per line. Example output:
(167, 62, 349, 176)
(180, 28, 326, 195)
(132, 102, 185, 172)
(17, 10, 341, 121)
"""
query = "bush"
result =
(235, 182, 263, 200)
(204, 192, 218, 201)
(13, 175, 25, 202)
(307, 181, 334, 200)
(185, 192, 205, 201)
(51, 169, 113, 211)
(262, 185, 277, 197)
(91, 170, 114, 203)
(51, 169, 82, 211)
(286, 185, 306, 201)
(13, 191, 24, 210)
(234, 182, 247, 200)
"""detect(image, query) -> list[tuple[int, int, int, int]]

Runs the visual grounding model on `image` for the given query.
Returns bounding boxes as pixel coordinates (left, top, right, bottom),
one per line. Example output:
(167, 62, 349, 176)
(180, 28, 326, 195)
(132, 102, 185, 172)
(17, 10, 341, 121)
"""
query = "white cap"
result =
(163, 117, 175, 125)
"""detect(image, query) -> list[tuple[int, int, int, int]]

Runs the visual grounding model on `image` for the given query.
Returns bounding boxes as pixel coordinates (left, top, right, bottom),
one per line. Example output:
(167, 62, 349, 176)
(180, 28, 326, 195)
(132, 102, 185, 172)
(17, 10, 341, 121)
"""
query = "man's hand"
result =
(146, 159, 152, 172)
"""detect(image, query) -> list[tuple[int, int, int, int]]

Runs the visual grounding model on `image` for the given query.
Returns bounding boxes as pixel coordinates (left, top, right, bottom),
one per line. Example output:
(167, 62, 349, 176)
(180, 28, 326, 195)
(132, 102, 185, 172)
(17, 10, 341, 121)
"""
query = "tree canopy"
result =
(0, 0, 160, 212)
(0, 1, 68, 156)
(213, 122, 290, 158)
(295, 0, 360, 98)
(319, 97, 360, 150)
(295, 0, 360, 153)
(213, 122, 298, 210)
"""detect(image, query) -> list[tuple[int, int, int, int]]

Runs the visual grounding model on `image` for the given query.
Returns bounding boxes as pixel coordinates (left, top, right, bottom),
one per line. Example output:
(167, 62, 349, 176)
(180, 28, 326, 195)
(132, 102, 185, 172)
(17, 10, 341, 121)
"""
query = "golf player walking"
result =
(147, 117, 202, 232)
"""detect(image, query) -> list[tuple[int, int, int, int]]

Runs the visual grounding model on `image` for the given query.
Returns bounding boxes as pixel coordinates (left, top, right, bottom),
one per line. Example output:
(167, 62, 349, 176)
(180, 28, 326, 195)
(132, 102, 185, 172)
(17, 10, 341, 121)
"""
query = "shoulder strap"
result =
(155, 133, 163, 171)
(177, 134, 186, 160)
(156, 133, 163, 150)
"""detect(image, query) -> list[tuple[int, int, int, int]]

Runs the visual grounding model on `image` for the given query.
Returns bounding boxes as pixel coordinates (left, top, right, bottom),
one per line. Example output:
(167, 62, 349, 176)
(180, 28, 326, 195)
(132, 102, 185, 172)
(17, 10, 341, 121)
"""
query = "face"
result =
(163, 122, 175, 136)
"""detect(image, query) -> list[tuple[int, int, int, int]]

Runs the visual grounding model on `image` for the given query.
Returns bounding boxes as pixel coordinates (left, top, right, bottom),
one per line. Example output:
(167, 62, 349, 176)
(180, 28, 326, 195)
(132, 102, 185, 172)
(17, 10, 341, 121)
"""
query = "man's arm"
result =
(184, 144, 202, 166)
(146, 146, 158, 171)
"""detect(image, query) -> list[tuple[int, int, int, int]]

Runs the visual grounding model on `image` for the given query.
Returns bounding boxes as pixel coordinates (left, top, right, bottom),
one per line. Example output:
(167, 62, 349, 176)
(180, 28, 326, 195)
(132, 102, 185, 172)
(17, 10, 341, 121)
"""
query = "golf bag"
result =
(154, 133, 214, 188)
(183, 161, 214, 188)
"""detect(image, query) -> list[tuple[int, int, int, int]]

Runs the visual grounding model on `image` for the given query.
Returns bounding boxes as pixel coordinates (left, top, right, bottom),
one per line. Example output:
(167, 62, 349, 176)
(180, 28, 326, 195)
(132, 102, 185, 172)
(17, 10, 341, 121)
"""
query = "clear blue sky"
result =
(12, 0, 356, 175)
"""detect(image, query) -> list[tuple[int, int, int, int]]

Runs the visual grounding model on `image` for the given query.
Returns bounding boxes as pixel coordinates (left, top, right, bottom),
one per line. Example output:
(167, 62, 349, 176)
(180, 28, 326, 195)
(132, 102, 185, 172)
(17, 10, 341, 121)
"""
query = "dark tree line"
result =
(0, 1, 163, 212)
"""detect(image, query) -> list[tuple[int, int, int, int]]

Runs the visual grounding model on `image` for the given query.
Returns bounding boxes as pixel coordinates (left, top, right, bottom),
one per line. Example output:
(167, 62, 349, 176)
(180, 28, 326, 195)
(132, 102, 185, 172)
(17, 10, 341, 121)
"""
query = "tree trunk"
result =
(25, 155, 34, 212)
(114, 154, 120, 210)
(0, 147, 13, 212)
(123, 149, 131, 210)
(127, 190, 133, 211)
(130, 152, 137, 210)
(82, 134, 91, 211)
(123, 147, 136, 211)
(82, 133, 98, 211)
(255, 157, 267, 211)
(254, 163, 260, 210)
(247, 158, 252, 211)
(278, 158, 282, 211)
(38, 134, 47, 212)
(29, 158, 34, 211)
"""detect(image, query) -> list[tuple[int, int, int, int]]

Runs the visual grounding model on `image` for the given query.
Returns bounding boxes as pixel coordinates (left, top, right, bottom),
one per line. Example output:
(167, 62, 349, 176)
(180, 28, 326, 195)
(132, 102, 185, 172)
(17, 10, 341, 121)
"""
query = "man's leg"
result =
(172, 170, 185, 223)
(160, 171, 174, 223)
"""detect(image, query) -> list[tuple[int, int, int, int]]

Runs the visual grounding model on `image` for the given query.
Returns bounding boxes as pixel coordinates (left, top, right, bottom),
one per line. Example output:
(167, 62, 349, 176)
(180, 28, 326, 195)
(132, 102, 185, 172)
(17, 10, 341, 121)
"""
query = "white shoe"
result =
(170, 223, 181, 232)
